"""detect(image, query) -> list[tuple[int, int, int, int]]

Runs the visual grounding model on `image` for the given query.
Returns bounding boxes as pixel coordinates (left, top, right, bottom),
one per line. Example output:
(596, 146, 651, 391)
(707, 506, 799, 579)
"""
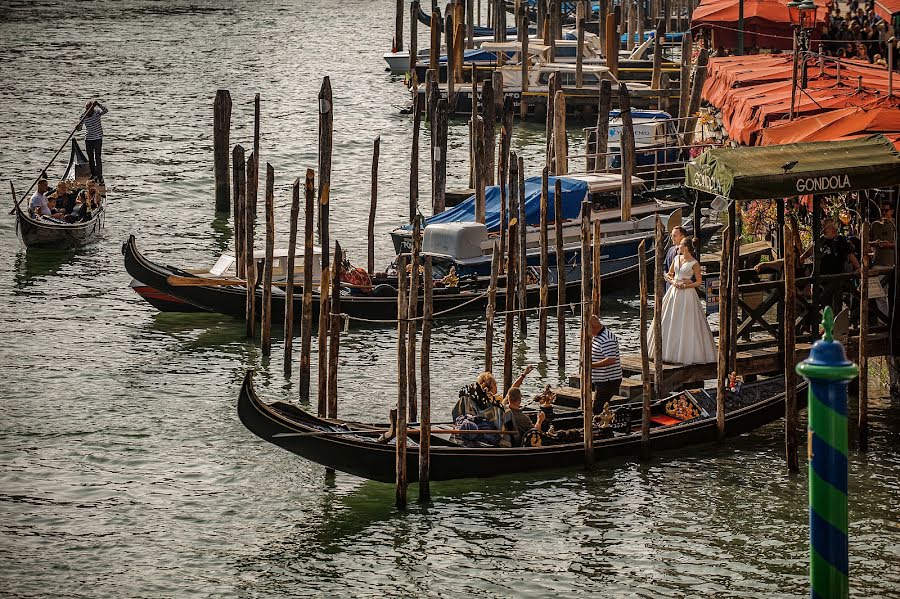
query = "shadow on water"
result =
(211, 212, 233, 255)
(13, 247, 79, 290)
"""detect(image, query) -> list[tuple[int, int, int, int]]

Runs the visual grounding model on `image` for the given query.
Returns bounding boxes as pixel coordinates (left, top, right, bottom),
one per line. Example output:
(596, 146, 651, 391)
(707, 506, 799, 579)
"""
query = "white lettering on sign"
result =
(691, 170, 722, 194)
(795, 174, 850, 193)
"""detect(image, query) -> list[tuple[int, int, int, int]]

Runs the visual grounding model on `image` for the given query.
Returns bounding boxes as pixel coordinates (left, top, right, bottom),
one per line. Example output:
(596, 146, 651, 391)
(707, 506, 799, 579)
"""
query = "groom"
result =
(663, 226, 690, 290)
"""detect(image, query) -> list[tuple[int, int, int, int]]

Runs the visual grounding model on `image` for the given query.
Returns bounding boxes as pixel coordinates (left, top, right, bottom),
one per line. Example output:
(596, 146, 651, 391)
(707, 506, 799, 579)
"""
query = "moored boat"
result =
(237, 371, 806, 483)
(13, 139, 107, 249)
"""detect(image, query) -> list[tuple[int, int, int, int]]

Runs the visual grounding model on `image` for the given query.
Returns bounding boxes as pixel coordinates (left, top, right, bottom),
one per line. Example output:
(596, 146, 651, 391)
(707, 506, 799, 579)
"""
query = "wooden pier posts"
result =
(576, 2, 585, 88)
(433, 99, 448, 214)
(593, 79, 612, 172)
(410, 83, 421, 223)
(284, 178, 301, 377)
(592, 219, 601, 314)
(618, 83, 636, 221)
(783, 220, 799, 472)
(409, 1, 419, 73)
(651, 17, 667, 90)
(318, 77, 333, 273)
(858, 221, 870, 451)
(678, 32, 692, 126)
(715, 221, 733, 440)
(327, 242, 341, 418)
(299, 169, 315, 403)
(252, 95, 260, 218)
(473, 116, 487, 224)
(504, 220, 518, 394)
(213, 90, 232, 212)
(639, 239, 651, 457)
(430, 10, 441, 72)
(545, 72, 557, 170)
(580, 200, 594, 465)
(394, 0, 404, 51)
(486, 241, 500, 371)
(395, 255, 409, 509)
(683, 48, 709, 144)
(245, 152, 258, 339)
(516, 156, 528, 333)
(554, 179, 566, 371)
(419, 256, 434, 501)
(539, 168, 550, 353)
(368, 137, 380, 275)
(232, 146, 246, 278)
(605, 12, 618, 80)
(520, 13, 530, 119)
(317, 266, 331, 418)
(653, 217, 664, 395)
(482, 80, 496, 186)
(407, 217, 422, 421)
(261, 164, 276, 356)
(552, 91, 567, 175)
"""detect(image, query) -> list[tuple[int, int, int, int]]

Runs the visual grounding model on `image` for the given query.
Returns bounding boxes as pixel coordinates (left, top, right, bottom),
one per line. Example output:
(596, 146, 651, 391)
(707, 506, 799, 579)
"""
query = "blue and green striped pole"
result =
(796, 307, 858, 599)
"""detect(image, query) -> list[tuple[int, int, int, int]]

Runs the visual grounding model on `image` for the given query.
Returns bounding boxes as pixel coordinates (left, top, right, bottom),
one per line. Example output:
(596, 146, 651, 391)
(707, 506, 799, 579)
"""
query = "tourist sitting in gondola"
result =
(49, 182, 76, 215)
(451, 366, 534, 447)
(500, 387, 533, 447)
(29, 179, 52, 217)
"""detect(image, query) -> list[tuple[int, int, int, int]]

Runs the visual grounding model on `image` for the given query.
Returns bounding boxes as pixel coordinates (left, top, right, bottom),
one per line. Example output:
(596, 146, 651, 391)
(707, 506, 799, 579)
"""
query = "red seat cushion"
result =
(650, 415, 681, 426)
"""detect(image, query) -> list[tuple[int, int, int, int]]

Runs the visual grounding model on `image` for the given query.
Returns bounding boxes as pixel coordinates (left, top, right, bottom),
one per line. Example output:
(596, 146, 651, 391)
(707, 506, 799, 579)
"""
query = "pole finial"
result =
(821, 305, 834, 342)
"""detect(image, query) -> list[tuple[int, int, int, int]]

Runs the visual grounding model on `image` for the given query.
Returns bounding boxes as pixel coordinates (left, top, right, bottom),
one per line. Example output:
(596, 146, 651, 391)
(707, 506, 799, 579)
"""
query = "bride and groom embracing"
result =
(648, 232, 718, 365)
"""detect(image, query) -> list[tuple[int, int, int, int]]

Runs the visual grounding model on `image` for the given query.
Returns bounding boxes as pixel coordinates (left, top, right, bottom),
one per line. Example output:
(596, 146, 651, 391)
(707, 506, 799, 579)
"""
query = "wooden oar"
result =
(272, 428, 514, 438)
(10, 103, 95, 213)
(166, 274, 367, 291)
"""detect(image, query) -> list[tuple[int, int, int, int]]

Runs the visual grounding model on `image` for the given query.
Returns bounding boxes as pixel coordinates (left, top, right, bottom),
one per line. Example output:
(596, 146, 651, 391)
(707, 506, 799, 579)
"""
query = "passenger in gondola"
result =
(499, 387, 533, 447)
(452, 366, 534, 446)
(29, 179, 51, 217)
(50, 182, 76, 215)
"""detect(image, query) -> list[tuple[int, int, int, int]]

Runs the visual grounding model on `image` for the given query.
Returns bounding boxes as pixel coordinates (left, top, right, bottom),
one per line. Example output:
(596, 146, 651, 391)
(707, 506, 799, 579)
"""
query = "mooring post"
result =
(445, 12, 456, 110)
(545, 72, 557, 170)
(619, 82, 636, 221)
(653, 216, 664, 395)
(394, 0, 404, 52)
(728, 205, 741, 373)
(232, 145, 246, 278)
(784, 220, 799, 472)
(504, 220, 518, 394)
(430, 10, 441, 72)
(318, 77, 333, 274)
(659, 73, 671, 114)
(482, 80, 496, 186)
(433, 99, 448, 214)
(539, 167, 550, 353)
(418, 256, 433, 502)
(410, 82, 421, 224)
(395, 255, 409, 509)
(606, 13, 618, 80)
(474, 116, 487, 224)
(317, 266, 331, 418)
(592, 219, 602, 313)
(554, 178, 566, 371)
(252, 94, 260, 218)
(552, 90, 567, 175)
(651, 17, 666, 89)
(683, 48, 709, 144)
(520, 12, 530, 120)
(581, 200, 594, 465)
(299, 169, 315, 403)
(327, 241, 341, 418)
(576, 2, 585, 88)
(245, 153, 257, 339)
(261, 164, 275, 356)
(517, 156, 527, 334)
(715, 222, 733, 441)
(284, 178, 301, 377)
(858, 221, 870, 451)
(410, 0, 419, 74)
(368, 137, 380, 275)
(594, 79, 611, 172)
(796, 307, 856, 599)
(213, 90, 232, 213)
(678, 32, 693, 125)
(486, 241, 500, 371)
(639, 239, 651, 457)
(407, 217, 422, 421)
(626, 0, 635, 52)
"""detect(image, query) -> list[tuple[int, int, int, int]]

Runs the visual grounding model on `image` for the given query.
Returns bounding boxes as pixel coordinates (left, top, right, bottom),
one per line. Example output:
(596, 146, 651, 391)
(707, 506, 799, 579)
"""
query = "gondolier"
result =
(77, 100, 108, 184)
(590, 315, 622, 412)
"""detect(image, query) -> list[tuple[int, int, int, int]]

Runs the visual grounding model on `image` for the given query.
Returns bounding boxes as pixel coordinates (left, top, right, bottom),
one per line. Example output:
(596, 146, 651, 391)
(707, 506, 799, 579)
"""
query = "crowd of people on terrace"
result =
(820, 1, 898, 67)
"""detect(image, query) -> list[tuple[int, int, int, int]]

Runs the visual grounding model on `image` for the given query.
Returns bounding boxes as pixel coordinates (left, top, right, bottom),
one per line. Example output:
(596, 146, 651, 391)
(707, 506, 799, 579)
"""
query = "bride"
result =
(648, 237, 717, 365)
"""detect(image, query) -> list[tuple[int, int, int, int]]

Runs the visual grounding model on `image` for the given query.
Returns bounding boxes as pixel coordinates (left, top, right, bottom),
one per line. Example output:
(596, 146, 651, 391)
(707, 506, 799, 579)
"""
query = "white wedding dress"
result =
(648, 256, 718, 365)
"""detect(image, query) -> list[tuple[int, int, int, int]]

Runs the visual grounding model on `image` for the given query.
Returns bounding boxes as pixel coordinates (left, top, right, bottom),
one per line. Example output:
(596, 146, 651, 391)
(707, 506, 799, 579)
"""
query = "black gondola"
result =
(238, 371, 806, 483)
(123, 235, 586, 322)
(13, 139, 107, 249)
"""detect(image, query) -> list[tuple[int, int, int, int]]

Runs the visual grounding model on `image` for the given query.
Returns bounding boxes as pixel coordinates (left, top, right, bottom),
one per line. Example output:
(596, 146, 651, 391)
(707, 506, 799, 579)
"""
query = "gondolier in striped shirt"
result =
(590, 315, 623, 412)
(76, 100, 108, 185)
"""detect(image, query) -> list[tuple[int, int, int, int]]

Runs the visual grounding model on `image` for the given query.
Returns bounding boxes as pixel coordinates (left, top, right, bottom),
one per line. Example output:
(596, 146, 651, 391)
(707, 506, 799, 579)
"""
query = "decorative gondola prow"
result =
(376, 408, 398, 444)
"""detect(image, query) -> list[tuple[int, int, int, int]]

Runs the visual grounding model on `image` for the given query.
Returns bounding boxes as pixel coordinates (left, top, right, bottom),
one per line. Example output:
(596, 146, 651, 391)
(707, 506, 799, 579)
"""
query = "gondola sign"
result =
(704, 275, 720, 315)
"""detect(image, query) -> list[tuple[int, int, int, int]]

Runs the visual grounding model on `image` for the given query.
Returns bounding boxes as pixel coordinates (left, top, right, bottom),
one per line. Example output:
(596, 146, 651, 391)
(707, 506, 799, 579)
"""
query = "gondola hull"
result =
(123, 235, 584, 321)
(238, 371, 807, 483)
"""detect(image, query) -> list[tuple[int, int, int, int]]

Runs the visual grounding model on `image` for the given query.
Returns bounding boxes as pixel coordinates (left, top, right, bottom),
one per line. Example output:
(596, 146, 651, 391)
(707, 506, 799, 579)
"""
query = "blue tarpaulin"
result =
(424, 176, 589, 232)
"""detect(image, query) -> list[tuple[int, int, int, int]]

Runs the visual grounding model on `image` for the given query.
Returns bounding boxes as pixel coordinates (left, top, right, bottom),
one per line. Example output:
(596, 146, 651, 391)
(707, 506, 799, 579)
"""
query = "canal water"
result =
(1, 1, 898, 597)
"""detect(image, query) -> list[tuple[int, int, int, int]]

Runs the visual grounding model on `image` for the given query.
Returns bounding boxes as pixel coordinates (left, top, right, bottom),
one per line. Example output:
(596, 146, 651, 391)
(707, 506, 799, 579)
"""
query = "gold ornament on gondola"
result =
(595, 401, 615, 428)
(665, 395, 699, 420)
(441, 265, 459, 288)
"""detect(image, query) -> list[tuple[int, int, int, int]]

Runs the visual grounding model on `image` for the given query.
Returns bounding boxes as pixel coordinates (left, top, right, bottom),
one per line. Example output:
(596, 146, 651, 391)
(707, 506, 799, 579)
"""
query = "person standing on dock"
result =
(589, 315, 622, 412)
(77, 100, 108, 185)
(664, 226, 688, 290)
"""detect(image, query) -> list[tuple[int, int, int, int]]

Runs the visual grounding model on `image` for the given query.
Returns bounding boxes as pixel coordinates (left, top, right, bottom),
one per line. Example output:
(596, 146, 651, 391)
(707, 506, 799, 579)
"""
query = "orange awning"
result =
(761, 107, 900, 146)
(873, 0, 900, 20)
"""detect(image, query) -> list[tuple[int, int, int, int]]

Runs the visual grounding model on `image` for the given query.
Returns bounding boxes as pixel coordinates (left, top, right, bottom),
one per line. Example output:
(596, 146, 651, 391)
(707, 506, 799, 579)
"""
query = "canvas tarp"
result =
(691, 0, 827, 50)
(685, 135, 900, 200)
(760, 106, 900, 149)
(423, 175, 589, 232)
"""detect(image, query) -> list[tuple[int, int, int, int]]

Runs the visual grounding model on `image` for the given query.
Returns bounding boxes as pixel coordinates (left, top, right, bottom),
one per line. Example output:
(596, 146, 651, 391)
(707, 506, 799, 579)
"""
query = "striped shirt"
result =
(83, 103, 108, 140)
(591, 327, 622, 383)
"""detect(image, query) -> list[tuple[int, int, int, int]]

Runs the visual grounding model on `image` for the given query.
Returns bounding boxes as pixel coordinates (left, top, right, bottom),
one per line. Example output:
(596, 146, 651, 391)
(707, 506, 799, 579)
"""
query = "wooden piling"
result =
(419, 256, 433, 501)
(454, 21, 465, 84)
(261, 165, 275, 356)
(545, 72, 557, 170)
(284, 178, 301, 377)
(368, 137, 380, 275)
(651, 18, 667, 89)
(317, 268, 331, 418)
(473, 116, 486, 224)
(858, 221, 869, 452)
(619, 83, 636, 221)
(323, 242, 341, 421)
(486, 241, 500, 371)
(410, 85, 421, 224)
(728, 205, 741, 375)
(407, 216, 422, 421)
(658, 73, 671, 114)
(232, 145, 246, 278)
(520, 13, 530, 119)
(430, 10, 441, 72)
(517, 156, 528, 334)
(653, 217, 664, 395)
(445, 12, 456, 110)
(539, 167, 550, 353)
(678, 32, 693, 124)
(576, 2, 585, 88)
(605, 13, 618, 80)
(318, 77, 333, 272)
(783, 220, 799, 472)
(592, 219, 601, 314)
(599, 0, 608, 51)
(715, 223, 733, 441)
(252, 94, 260, 219)
(504, 220, 518, 394)
(395, 255, 409, 509)
(683, 48, 709, 144)
(299, 169, 315, 403)
(466, 0, 474, 48)
(548, 0, 558, 60)
(394, 0, 404, 52)
(213, 90, 232, 213)
(552, 90, 567, 175)
(499, 93, 513, 187)
(626, 0, 635, 52)
(245, 152, 257, 339)
(433, 99, 449, 214)
(639, 239, 651, 457)
(482, 80, 496, 186)
(593, 79, 611, 172)
(554, 179, 566, 371)
(581, 200, 594, 465)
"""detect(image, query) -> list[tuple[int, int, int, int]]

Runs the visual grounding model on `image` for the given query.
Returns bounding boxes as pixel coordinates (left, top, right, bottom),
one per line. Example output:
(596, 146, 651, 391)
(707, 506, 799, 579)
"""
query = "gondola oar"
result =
(272, 429, 514, 438)
(9, 102, 95, 213)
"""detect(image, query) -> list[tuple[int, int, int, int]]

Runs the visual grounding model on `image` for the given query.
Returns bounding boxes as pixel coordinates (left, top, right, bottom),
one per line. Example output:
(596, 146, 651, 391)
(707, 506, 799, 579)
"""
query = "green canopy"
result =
(684, 135, 900, 200)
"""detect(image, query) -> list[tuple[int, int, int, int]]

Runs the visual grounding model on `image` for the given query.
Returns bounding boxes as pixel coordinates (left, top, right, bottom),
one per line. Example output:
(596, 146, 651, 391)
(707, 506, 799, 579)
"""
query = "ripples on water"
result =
(1, 1, 898, 597)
